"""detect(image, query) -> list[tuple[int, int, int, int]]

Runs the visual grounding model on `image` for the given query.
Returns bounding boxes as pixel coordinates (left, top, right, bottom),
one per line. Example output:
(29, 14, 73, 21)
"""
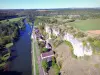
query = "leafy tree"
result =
(52, 57, 56, 66)
(42, 60, 48, 72)
(42, 47, 48, 52)
(53, 64, 60, 75)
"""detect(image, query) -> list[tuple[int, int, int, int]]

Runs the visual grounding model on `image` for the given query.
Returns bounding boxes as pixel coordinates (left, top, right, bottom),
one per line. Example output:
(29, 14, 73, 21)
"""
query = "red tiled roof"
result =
(41, 51, 54, 58)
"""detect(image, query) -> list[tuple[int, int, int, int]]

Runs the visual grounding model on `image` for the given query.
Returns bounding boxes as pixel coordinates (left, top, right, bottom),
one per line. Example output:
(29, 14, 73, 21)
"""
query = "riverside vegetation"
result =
(0, 17, 25, 70)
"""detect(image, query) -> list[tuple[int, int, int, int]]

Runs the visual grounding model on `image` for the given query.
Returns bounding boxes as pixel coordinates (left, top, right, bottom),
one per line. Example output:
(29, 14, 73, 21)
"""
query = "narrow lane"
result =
(32, 30, 44, 75)
(35, 40, 44, 75)
(31, 32, 36, 75)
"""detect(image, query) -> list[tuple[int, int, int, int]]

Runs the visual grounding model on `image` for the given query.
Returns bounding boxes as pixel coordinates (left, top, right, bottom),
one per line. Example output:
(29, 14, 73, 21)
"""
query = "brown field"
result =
(87, 30, 100, 35)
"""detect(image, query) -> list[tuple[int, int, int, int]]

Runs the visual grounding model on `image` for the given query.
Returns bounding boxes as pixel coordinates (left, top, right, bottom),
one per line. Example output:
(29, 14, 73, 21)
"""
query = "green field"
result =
(69, 19, 100, 31)
(0, 17, 25, 22)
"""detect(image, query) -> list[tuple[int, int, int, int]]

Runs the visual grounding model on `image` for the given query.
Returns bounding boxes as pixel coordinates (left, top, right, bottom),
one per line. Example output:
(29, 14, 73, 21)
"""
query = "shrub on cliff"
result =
(74, 31, 87, 38)
(87, 37, 100, 54)
(53, 64, 60, 75)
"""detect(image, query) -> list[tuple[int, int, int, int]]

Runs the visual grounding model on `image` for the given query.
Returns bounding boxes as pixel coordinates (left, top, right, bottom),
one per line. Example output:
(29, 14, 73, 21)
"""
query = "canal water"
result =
(9, 23, 32, 75)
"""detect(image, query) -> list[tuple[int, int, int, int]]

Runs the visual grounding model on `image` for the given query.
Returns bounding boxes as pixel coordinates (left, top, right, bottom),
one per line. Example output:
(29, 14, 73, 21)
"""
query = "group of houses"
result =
(34, 27, 54, 62)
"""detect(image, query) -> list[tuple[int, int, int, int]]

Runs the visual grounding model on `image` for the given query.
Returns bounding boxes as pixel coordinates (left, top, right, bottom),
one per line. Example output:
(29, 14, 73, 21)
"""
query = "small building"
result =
(45, 39, 52, 50)
(41, 51, 54, 62)
(45, 43, 52, 50)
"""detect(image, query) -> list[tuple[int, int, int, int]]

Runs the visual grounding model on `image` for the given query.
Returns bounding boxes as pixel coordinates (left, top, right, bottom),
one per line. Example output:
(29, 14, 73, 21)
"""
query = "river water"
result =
(9, 23, 32, 75)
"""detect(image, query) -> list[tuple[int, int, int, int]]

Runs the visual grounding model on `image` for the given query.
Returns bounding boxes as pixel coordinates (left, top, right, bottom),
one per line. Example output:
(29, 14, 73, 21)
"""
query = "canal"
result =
(9, 22, 32, 75)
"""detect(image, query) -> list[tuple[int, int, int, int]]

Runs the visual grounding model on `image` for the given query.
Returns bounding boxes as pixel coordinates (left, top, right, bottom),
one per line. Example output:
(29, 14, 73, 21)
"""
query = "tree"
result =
(42, 47, 48, 52)
(42, 60, 48, 72)
(53, 64, 60, 75)
(52, 57, 56, 66)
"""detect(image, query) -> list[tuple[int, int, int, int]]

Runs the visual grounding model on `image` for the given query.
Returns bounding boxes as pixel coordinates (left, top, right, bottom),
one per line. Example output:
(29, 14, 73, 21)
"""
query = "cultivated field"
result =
(87, 30, 100, 35)
(69, 19, 100, 31)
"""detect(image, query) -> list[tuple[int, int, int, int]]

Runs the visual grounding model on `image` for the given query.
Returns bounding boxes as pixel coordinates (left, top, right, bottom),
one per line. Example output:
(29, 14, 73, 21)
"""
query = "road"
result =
(31, 38, 36, 75)
(31, 29, 44, 75)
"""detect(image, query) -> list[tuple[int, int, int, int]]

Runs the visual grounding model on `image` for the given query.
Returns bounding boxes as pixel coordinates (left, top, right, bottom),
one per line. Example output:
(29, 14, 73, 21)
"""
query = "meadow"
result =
(0, 17, 24, 22)
(69, 19, 100, 31)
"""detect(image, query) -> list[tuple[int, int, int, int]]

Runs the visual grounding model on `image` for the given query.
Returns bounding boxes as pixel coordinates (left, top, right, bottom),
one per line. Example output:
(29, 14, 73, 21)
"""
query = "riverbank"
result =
(8, 23, 32, 75)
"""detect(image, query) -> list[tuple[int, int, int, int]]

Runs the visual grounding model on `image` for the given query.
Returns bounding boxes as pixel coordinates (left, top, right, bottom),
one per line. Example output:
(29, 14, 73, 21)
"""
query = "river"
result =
(9, 22, 32, 75)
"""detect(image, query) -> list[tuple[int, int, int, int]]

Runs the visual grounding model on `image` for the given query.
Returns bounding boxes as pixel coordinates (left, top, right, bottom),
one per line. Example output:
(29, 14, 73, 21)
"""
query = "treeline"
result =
(1, 8, 100, 22)
(0, 9, 24, 21)
(0, 18, 25, 46)
(0, 18, 25, 70)
(18, 8, 100, 23)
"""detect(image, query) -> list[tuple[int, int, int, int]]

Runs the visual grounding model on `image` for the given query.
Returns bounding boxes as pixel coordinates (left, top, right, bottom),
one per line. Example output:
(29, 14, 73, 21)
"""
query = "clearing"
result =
(69, 19, 100, 31)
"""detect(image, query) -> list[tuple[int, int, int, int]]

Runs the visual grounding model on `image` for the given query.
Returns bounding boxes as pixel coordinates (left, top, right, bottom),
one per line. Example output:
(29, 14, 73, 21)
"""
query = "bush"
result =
(53, 39, 63, 48)
(74, 31, 86, 38)
(42, 47, 48, 53)
(42, 60, 48, 72)
(87, 37, 100, 54)
(38, 41, 45, 48)
(52, 57, 56, 66)
(53, 64, 60, 75)
(82, 41, 87, 47)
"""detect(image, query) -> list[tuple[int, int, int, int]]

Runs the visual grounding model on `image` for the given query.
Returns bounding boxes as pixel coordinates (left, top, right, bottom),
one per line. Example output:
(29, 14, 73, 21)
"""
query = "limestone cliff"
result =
(45, 25, 93, 57)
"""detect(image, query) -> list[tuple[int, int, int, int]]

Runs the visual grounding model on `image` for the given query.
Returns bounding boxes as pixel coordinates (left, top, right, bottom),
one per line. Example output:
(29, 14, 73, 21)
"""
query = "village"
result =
(31, 25, 60, 75)
(31, 15, 100, 75)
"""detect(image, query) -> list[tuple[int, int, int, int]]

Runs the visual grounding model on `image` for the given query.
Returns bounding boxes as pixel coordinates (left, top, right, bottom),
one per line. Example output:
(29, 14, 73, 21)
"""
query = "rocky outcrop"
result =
(52, 28, 60, 36)
(63, 33, 92, 57)
(45, 26, 52, 39)
(45, 25, 93, 57)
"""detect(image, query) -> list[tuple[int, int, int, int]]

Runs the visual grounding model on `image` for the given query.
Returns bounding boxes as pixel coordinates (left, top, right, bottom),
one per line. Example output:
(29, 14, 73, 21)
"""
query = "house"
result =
(41, 51, 54, 62)
(45, 39, 52, 50)
(34, 27, 39, 33)
(45, 43, 52, 50)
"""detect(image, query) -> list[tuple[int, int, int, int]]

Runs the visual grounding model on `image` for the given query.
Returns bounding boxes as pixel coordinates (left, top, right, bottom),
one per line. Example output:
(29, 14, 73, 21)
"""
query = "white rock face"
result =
(63, 33, 92, 57)
(45, 40, 51, 49)
(45, 26, 92, 57)
(45, 26, 52, 39)
(52, 28, 60, 36)
(45, 26, 50, 33)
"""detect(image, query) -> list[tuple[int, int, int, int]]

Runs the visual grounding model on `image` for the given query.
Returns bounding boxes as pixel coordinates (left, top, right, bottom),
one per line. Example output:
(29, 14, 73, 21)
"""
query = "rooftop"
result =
(41, 51, 54, 59)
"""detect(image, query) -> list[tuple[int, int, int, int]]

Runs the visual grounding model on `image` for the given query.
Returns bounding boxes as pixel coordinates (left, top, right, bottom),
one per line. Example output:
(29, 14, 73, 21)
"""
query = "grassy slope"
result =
(69, 19, 100, 31)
